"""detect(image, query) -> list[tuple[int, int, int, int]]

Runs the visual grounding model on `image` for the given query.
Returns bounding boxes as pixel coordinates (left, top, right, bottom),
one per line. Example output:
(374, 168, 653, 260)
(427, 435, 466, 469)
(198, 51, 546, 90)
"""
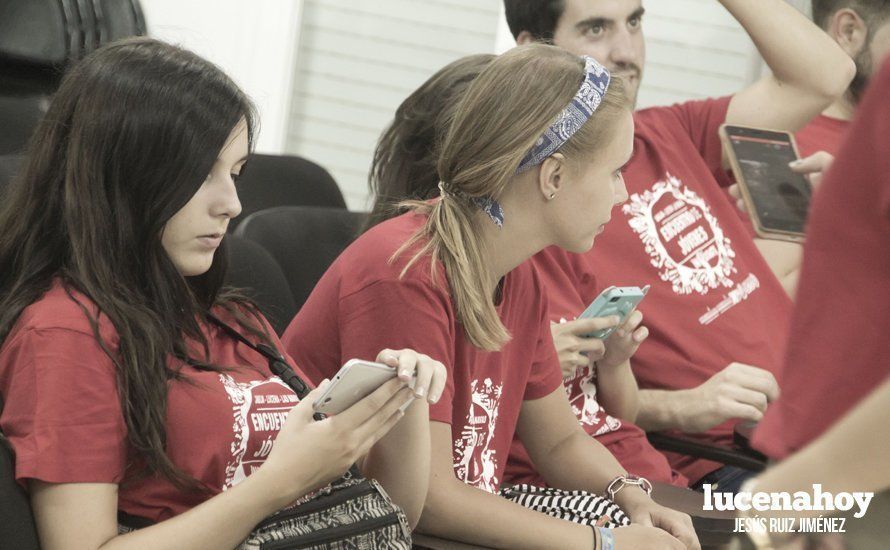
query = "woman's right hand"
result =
(550, 317, 620, 377)
(728, 150, 834, 214)
(261, 376, 416, 504)
(611, 524, 691, 549)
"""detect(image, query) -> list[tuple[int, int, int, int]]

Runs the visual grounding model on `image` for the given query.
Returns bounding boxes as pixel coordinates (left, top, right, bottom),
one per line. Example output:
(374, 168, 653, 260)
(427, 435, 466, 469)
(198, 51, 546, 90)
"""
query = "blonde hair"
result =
(396, 44, 630, 351)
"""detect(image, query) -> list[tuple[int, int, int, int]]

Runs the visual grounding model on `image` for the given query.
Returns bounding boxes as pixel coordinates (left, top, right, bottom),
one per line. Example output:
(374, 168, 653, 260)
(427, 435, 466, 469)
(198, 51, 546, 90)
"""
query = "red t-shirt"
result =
(795, 114, 849, 158)
(752, 59, 890, 459)
(282, 212, 563, 494)
(0, 281, 308, 522)
(504, 246, 687, 487)
(580, 97, 793, 484)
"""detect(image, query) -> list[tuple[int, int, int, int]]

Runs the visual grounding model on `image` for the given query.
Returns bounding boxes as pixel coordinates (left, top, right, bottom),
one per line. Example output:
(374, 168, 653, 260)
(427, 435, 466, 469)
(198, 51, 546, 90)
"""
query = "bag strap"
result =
(206, 314, 363, 479)
(205, 313, 311, 399)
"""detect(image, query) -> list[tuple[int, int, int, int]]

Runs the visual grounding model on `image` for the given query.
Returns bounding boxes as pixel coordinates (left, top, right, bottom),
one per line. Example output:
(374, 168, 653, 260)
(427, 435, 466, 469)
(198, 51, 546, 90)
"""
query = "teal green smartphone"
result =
(578, 285, 650, 339)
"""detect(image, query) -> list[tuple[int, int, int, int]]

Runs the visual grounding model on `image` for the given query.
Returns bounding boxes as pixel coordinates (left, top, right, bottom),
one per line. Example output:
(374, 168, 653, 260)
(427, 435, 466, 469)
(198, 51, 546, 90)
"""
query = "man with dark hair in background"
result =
(797, 0, 890, 156)
(731, 1, 890, 303)
(502, 0, 855, 493)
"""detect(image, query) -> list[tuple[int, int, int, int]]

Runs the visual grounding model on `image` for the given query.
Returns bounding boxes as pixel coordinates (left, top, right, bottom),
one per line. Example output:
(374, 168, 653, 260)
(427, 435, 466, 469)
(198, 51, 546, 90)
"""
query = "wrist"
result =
(613, 483, 650, 509)
(251, 461, 311, 514)
(669, 388, 698, 432)
(570, 522, 595, 550)
(638, 388, 691, 431)
(595, 356, 628, 372)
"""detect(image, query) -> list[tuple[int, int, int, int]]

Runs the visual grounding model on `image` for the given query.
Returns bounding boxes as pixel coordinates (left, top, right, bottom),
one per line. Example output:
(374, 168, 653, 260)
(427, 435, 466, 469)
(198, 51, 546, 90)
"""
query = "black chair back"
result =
(224, 235, 297, 336)
(0, 0, 147, 67)
(0, 0, 147, 155)
(0, 427, 40, 549)
(231, 155, 347, 231)
(0, 154, 24, 197)
(0, 97, 46, 155)
(234, 206, 366, 315)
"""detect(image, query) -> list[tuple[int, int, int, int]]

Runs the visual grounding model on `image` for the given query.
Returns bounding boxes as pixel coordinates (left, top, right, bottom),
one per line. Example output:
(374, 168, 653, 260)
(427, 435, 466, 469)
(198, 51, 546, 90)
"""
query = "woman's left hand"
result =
(617, 488, 701, 549)
(598, 310, 648, 370)
(376, 348, 447, 404)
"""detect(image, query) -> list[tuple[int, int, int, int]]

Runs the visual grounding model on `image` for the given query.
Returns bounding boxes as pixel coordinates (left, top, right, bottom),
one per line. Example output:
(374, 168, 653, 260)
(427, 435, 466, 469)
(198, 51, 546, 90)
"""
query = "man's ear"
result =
(516, 30, 536, 45)
(829, 8, 869, 57)
(538, 153, 566, 200)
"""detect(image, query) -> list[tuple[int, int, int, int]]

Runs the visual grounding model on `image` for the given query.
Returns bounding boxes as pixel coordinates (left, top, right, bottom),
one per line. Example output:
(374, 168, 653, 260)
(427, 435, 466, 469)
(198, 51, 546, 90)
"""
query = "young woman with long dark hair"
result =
(0, 38, 444, 549)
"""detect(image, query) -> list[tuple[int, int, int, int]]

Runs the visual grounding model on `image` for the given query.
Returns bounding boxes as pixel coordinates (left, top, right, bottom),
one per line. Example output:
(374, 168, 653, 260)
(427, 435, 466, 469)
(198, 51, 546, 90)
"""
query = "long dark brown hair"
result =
(364, 54, 495, 232)
(0, 38, 268, 489)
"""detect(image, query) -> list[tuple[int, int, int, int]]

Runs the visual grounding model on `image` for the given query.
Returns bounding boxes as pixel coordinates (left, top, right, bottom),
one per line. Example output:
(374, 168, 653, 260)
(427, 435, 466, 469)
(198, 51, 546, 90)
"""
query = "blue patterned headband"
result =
(517, 56, 611, 173)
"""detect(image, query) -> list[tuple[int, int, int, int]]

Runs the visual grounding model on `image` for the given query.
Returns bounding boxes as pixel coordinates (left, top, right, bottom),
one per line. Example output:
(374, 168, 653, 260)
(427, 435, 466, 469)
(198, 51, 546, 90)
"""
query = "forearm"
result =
(720, 0, 852, 98)
(781, 269, 800, 299)
(636, 389, 690, 432)
(417, 474, 593, 549)
(751, 238, 802, 298)
(101, 469, 292, 550)
(361, 399, 429, 528)
(534, 433, 669, 533)
(753, 239, 803, 292)
(538, 431, 627, 493)
(595, 360, 640, 422)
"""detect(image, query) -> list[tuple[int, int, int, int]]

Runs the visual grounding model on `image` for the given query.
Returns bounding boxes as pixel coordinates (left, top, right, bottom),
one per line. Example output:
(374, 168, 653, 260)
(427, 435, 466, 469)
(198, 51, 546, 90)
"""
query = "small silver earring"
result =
(548, 192, 556, 200)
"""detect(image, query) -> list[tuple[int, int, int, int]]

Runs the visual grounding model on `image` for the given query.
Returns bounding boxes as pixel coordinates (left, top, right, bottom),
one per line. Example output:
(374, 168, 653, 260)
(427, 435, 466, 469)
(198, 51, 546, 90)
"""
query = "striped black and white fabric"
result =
(500, 484, 631, 529)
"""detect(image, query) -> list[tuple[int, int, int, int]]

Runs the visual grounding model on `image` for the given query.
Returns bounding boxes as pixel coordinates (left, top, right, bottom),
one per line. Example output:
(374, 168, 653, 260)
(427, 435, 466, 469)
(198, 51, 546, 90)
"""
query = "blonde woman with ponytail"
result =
(283, 44, 698, 549)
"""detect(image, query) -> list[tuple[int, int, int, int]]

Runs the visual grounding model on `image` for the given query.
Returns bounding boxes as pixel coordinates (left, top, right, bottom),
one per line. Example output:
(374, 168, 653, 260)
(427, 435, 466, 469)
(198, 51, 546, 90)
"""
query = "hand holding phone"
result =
(313, 359, 417, 415)
(578, 285, 649, 339)
(720, 124, 812, 241)
(597, 309, 649, 370)
(551, 318, 614, 377)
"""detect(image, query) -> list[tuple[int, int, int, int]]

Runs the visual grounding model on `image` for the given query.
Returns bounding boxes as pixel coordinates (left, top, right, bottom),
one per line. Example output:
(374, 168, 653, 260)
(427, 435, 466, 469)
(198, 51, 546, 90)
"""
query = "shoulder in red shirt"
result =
(0, 280, 307, 522)
(795, 114, 850, 158)
(282, 212, 564, 493)
(753, 59, 890, 459)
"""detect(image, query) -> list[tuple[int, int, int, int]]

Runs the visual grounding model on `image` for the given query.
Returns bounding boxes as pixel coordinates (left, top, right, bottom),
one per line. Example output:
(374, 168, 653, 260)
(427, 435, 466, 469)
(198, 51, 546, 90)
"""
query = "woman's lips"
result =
(197, 234, 224, 248)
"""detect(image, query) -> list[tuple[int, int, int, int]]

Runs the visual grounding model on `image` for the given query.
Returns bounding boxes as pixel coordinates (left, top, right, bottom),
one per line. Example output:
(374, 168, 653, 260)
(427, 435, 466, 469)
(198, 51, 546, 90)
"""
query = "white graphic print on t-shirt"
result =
(453, 378, 502, 493)
(564, 364, 621, 435)
(219, 374, 298, 489)
(557, 316, 621, 435)
(622, 174, 760, 324)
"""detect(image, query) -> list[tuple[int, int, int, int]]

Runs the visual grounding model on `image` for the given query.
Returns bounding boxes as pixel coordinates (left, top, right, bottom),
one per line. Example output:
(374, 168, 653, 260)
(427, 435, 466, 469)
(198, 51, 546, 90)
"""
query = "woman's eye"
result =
(628, 16, 642, 29)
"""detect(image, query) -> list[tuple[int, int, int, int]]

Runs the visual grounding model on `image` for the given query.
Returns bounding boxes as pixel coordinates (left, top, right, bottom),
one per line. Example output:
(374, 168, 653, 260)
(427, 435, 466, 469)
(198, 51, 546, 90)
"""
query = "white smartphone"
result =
(313, 359, 415, 415)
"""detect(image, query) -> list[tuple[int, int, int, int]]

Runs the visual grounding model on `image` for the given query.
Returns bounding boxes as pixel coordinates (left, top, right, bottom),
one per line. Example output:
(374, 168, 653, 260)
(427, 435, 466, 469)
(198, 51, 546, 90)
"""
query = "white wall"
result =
(284, 0, 502, 210)
(141, 1, 807, 210)
(141, 0, 303, 154)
